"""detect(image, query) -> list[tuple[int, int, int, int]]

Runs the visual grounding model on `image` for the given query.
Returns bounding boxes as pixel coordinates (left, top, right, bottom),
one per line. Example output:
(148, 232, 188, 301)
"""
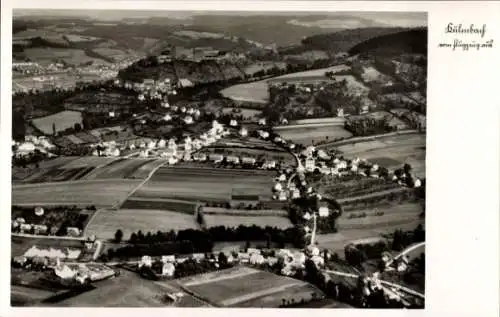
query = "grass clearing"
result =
(12, 180, 141, 208)
(335, 133, 426, 178)
(31, 111, 82, 135)
(135, 166, 275, 202)
(84, 208, 198, 241)
(83, 159, 156, 180)
(179, 266, 322, 307)
(23, 48, 109, 66)
(275, 125, 352, 146)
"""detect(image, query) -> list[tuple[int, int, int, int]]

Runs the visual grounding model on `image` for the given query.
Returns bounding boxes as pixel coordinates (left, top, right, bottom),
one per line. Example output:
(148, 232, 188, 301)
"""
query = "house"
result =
(303, 212, 312, 221)
(55, 264, 78, 280)
(241, 157, 256, 165)
(279, 191, 287, 201)
(239, 127, 248, 137)
(318, 206, 329, 217)
(184, 116, 194, 124)
(305, 157, 316, 172)
(162, 263, 176, 277)
(192, 253, 205, 261)
(414, 179, 422, 188)
(168, 157, 178, 165)
(163, 114, 172, 121)
(139, 255, 152, 268)
(13, 256, 28, 267)
(20, 223, 32, 233)
(337, 108, 344, 117)
(311, 255, 325, 268)
(209, 154, 224, 163)
(263, 160, 276, 169)
(162, 255, 176, 263)
(274, 182, 283, 192)
(292, 188, 301, 199)
(237, 252, 250, 263)
(193, 153, 207, 162)
(178, 78, 194, 88)
(33, 224, 48, 235)
(246, 248, 261, 255)
(226, 155, 240, 164)
(249, 253, 265, 265)
(230, 119, 238, 127)
(258, 130, 269, 139)
(258, 118, 267, 126)
(183, 152, 192, 162)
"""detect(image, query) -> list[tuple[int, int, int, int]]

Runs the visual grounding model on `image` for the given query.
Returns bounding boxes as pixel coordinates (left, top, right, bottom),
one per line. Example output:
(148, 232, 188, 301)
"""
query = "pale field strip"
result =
(221, 281, 304, 306)
(181, 267, 259, 287)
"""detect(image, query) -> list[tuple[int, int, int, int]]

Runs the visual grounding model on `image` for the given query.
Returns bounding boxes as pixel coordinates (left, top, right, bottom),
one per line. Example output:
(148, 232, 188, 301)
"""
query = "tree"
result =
(218, 252, 228, 268)
(114, 229, 123, 243)
(52, 123, 56, 136)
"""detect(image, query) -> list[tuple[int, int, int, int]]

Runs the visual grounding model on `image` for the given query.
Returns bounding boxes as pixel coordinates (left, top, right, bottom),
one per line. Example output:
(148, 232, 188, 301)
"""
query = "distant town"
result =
(11, 10, 427, 309)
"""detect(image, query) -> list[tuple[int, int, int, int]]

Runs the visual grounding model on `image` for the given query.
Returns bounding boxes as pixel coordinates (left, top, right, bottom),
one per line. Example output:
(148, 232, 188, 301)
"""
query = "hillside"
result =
(348, 28, 428, 56)
(299, 27, 410, 53)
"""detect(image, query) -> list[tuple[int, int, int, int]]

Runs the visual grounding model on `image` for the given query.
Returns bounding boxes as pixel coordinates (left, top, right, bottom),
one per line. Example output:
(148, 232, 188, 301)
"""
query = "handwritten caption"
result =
(438, 23, 494, 51)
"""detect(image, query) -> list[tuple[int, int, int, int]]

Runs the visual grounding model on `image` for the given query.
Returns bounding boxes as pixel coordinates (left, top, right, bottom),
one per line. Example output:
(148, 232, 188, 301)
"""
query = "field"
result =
(220, 80, 269, 103)
(336, 203, 423, 231)
(93, 48, 129, 62)
(53, 269, 206, 307)
(274, 124, 352, 146)
(270, 64, 350, 81)
(120, 198, 199, 214)
(22, 48, 109, 66)
(220, 65, 350, 103)
(62, 157, 119, 169)
(132, 166, 275, 202)
(82, 158, 158, 180)
(173, 30, 225, 39)
(203, 215, 292, 229)
(202, 207, 287, 217)
(316, 218, 425, 255)
(31, 110, 83, 135)
(335, 133, 426, 178)
(11, 285, 56, 306)
(177, 266, 324, 307)
(12, 180, 141, 208)
(64, 34, 100, 42)
(126, 160, 168, 179)
(12, 157, 80, 184)
(84, 208, 198, 241)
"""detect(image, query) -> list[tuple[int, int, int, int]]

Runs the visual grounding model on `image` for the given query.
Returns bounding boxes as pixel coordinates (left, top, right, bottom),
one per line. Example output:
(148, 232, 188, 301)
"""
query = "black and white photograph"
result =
(10, 8, 429, 309)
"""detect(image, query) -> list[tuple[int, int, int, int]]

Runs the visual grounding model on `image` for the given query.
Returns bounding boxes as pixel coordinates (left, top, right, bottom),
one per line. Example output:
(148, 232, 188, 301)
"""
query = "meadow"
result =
(31, 110, 83, 135)
(12, 180, 141, 208)
(335, 133, 426, 178)
(84, 208, 198, 241)
(178, 266, 323, 307)
(274, 124, 352, 146)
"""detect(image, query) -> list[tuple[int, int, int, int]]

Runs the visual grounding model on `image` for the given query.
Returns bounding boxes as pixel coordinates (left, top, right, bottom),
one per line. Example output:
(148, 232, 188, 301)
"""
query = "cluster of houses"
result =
(136, 245, 328, 280)
(11, 215, 82, 237)
(12, 135, 56, 158)
(54, 260, 117, 285)
(12, 61, 63, 75)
